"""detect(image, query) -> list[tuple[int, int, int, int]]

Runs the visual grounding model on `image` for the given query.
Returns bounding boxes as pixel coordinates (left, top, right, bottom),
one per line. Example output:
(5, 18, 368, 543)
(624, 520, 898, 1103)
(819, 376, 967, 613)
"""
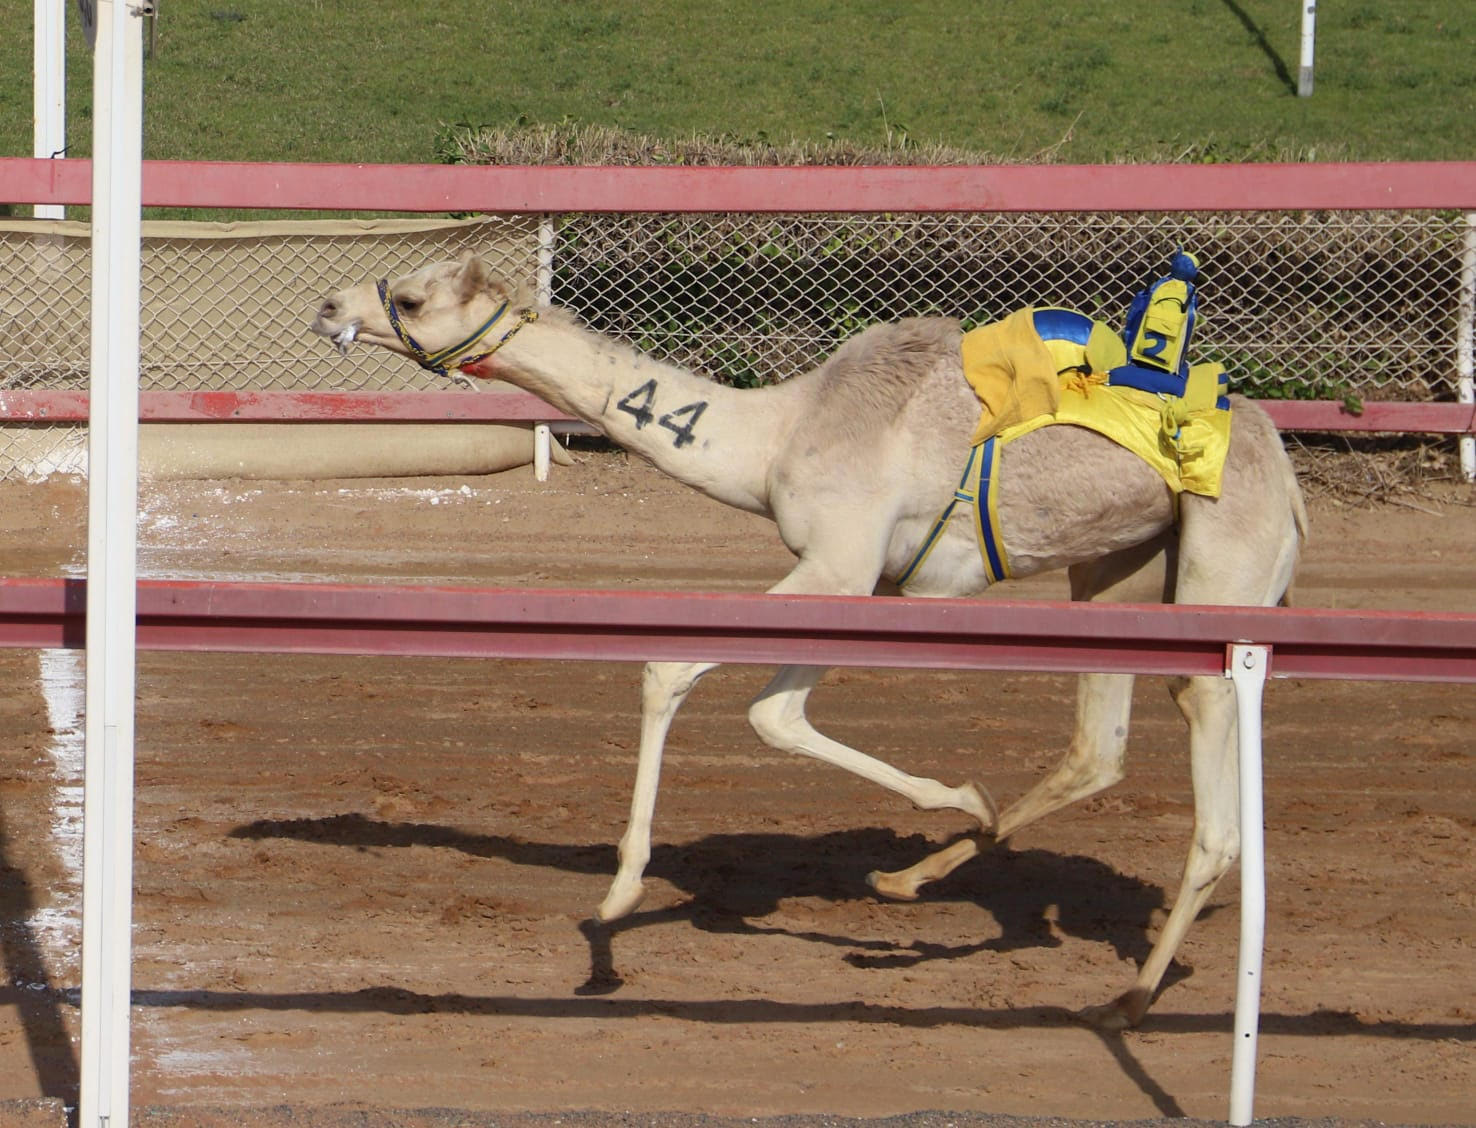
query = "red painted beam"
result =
(5, 158, 1476, 214)
(0, 390, 1468, 435)
(0, 389, 578, 424)
(1258, 400, 1476, 434)
(0, 578, 1472, 684)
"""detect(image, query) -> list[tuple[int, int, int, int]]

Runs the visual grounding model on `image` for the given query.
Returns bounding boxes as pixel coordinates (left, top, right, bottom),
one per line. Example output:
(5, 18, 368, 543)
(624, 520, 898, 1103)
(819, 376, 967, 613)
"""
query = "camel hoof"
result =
(1077, 989, 1146, 1032)
(959, 780, 999, 832)
(596, 878, 646, 923)
(866, 868, 922, 902)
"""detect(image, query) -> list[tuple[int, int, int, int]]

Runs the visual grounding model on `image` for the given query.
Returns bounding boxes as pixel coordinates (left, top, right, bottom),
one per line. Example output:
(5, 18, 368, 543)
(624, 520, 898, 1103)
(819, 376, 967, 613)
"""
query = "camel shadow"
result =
(230, 813, 1191, 998)
(211, 813, 1465, 1121)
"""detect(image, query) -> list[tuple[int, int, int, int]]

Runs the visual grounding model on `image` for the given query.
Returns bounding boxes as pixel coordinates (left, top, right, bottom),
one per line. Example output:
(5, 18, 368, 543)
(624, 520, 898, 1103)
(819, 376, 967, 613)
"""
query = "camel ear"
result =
(509, 278, 538, 309)
(453, 252, 491, 303)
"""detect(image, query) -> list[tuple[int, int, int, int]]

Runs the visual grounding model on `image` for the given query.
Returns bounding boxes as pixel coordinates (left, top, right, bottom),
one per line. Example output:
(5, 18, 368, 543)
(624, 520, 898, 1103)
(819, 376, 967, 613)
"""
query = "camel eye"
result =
(397, 296, 422, 315)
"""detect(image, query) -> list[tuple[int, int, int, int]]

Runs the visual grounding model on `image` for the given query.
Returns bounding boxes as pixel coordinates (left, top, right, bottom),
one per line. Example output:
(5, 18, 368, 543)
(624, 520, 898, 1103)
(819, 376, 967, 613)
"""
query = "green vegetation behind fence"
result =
(3, 1, 1473, 169)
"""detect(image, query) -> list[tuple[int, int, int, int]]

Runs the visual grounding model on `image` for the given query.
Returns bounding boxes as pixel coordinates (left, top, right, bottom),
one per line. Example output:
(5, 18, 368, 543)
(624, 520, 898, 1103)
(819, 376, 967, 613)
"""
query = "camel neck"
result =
(489, 318, 799, 515)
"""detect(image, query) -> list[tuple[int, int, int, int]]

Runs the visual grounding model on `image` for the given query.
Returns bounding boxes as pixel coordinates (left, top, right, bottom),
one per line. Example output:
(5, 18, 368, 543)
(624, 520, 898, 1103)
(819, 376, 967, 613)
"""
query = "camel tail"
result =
(1279, 451, 1311, 610)
(1290, 476, 1311, 546)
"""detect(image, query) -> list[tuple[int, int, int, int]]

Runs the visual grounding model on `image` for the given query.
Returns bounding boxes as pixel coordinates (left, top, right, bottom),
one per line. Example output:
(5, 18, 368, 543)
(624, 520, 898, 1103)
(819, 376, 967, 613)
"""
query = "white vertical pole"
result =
(533, 423, 552, 481)
(33, 0, 67, 219)
(1457, 212, 1475, 484)
(1227, 643, 1271, 1127)
(533, 214, 557, 481)
(80, 1, 143, 1126)
(1297, 3, 1316, 97)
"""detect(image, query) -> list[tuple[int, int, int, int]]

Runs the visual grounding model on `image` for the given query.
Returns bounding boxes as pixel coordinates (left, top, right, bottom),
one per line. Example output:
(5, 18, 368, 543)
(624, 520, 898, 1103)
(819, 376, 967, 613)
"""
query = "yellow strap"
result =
(1160, 360, 1225, 431)
(1182, 361, 1226, 413)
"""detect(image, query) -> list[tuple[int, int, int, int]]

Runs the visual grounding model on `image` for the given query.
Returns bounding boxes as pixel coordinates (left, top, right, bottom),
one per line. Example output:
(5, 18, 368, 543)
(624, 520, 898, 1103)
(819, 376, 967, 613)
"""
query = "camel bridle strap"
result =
(461, 308, 540, 372)
(376, 278, 521, 377)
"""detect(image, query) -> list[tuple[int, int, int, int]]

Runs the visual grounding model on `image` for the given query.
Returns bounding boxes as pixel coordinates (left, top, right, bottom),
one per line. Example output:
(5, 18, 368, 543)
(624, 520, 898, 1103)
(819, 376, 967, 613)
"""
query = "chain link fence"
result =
(1, 208, 1471, 478)
(0, 215, 537, 477)
(557, 209, 1473, 401)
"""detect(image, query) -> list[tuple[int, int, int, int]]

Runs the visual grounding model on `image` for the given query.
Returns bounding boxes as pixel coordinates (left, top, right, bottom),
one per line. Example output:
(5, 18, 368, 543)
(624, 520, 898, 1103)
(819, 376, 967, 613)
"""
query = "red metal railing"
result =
(0, 390, 1469, 434)
(6, 157, 1476, 213)
(0, 389, 573, 423)
(1, 577, 1473, 683)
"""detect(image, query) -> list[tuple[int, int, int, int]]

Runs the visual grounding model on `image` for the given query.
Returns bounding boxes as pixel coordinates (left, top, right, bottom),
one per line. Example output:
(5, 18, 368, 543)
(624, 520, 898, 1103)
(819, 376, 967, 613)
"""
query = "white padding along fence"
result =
(0, 215, 541, 478)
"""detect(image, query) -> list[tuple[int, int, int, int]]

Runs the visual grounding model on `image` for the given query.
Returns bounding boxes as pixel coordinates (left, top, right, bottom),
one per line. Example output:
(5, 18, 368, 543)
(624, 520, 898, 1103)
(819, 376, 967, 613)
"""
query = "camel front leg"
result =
(747, 664, 997, 828)
(597, 659, 719, 922)
(741, 547, 995, 834)
(868, 671, 1134, 900)
(1082, 673, 1239, 1029)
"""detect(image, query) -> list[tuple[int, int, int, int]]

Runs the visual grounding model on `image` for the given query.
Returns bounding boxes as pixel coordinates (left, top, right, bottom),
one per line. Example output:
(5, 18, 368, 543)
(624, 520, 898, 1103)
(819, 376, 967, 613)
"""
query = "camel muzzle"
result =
(309, 293, 364, 357)
(307, 312, 361, 356)
(331, 320, 360, 356)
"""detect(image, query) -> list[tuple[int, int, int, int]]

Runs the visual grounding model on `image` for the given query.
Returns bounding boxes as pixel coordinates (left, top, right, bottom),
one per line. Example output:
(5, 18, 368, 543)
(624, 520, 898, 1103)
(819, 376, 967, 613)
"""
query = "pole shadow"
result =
(0, 803, 79, 1106)
(1220, 0, 1297, 95)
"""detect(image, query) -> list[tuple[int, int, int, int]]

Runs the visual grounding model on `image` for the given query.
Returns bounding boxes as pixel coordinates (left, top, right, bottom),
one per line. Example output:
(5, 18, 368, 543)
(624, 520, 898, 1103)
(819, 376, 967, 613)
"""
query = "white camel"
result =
(310, 253, 1306, 1029)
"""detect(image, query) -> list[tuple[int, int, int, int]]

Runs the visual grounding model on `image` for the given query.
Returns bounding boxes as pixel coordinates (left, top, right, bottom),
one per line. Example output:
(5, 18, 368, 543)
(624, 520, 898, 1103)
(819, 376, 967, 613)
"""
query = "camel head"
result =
(311, 251, 537, 377)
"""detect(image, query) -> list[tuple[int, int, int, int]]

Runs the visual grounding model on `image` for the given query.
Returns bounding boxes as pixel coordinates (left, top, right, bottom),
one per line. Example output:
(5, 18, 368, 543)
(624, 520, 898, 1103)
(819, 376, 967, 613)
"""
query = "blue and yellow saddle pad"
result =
(901, 306, 1233, 587)
(961, 306, 1232, 497)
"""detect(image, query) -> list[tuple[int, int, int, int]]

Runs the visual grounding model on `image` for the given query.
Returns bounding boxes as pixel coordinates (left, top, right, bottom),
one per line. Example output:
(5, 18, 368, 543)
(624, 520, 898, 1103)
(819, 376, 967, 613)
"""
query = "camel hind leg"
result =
(1082, 667, 1238, 1028)
(994, 535, 1177, 839)
(1088, 417, 1303, 1028)
(868, 534, 1172, 901)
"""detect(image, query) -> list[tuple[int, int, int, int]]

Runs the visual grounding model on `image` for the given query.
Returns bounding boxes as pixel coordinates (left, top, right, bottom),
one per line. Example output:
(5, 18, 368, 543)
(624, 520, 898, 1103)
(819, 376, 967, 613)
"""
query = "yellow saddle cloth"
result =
(999, 367, 1233, 499)
(902, 314, 1235, 590)
(961, 308, 1232, 498)
(959, 308, 1062, 445)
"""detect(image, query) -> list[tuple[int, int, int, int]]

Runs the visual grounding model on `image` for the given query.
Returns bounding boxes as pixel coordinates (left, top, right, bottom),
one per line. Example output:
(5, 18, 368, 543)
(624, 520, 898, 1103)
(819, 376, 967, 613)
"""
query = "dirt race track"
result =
(0, 446, 1472, 1127)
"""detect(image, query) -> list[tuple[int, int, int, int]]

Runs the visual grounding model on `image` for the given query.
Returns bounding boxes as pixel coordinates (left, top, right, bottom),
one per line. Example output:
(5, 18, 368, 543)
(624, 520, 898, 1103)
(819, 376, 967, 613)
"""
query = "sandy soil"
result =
(0, 446, 1472, 1126)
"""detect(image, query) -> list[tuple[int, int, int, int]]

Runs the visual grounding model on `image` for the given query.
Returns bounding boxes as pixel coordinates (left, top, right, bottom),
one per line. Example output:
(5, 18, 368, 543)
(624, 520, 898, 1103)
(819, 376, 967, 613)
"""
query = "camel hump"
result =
(835, 315, 960, 359)
(815, 316, 962, 390)
(788, 316, 965, 440)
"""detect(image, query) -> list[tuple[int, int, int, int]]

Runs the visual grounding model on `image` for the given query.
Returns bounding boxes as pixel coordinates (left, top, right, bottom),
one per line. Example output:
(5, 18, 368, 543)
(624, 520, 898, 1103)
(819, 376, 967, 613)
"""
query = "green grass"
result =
(2, 0, 1473, 169)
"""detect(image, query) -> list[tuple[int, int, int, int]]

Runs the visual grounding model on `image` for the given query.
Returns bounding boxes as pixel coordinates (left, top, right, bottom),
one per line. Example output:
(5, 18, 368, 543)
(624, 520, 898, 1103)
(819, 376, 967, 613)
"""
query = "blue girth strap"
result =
(972, 437, 1009, 585)
(896, 437, 1010, 589)
(896, 444, 980, 588)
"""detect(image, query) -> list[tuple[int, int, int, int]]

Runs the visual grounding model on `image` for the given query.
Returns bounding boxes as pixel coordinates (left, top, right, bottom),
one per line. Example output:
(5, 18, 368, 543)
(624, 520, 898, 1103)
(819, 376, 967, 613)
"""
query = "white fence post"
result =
(80, 1, 144, 1126)
(32, 0, 66, 219)
(1457, 211, 1475, 484)
(1298, 3, 1317, 97)
(533, 214, 558, 481)
(1227, 643, 1271, 1127)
